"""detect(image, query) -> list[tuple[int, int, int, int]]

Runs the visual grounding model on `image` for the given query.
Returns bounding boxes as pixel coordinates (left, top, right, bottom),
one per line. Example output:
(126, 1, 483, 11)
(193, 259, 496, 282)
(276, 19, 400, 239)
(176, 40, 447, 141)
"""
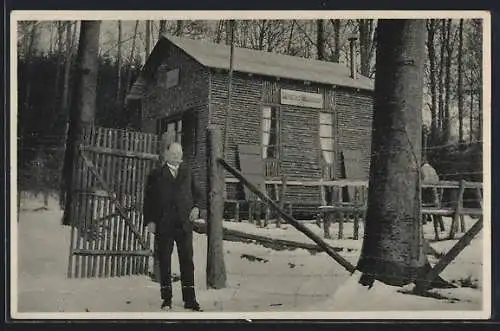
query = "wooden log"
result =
(218, 158, 356, 274)
(193, 221, 344, 253)
(206, 127, 227, 289)
(417, 217, 483, 293)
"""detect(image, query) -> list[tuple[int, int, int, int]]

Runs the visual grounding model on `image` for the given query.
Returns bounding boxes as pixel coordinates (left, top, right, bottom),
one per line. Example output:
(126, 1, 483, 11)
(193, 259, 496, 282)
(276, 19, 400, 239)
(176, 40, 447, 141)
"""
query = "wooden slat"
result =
(80, 145, 159, 160)
(73, 249, 153, 256)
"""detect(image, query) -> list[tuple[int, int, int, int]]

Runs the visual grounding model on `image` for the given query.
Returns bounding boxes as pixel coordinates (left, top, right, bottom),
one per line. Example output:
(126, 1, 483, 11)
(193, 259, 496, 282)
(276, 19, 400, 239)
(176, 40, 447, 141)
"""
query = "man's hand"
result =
(147, 222, 156, 234)
(189, 207, 200, 222)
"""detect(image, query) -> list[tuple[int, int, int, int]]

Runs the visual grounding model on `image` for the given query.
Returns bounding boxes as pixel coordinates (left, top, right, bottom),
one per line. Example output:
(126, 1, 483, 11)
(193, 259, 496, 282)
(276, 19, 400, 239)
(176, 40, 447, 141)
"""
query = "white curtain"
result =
(319, 113, 333, 164)
(262, 106, 272, 158)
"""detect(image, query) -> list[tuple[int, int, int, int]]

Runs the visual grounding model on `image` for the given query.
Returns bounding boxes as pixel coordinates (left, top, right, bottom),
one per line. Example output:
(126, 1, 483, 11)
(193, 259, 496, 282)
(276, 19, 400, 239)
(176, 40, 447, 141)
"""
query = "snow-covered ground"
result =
(12, 194, 489, 319)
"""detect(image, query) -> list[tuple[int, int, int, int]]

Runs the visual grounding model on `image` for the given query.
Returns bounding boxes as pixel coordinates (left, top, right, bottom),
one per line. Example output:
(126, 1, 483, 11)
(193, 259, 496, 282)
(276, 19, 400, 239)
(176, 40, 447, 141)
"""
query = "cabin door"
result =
(156, 110, 198, 163)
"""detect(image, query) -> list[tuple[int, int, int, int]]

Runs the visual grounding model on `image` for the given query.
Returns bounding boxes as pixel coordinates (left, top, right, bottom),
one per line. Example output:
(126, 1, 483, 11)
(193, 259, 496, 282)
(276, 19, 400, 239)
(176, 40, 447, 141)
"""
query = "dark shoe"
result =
(161, 300, 172, 310)
(184, 301, 202, 311)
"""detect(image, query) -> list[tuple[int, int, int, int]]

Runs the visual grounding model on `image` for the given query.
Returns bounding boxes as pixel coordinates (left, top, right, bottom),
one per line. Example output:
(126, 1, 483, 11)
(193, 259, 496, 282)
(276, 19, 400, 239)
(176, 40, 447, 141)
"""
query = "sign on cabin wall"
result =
(158, 66, 179, 89)
(166, 68, 179, 88)
(280, 89, 324, 109)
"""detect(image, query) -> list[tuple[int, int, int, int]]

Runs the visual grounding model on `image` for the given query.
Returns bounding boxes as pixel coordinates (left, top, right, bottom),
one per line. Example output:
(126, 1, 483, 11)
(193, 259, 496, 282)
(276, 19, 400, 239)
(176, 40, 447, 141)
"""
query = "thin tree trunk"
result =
(116, 21, 122, 104)
(427, 19, 438, 146)
(62, 21, 101, 225)
(175, 20, 183, 36)
(24, 22, 38, 111)
(457, 19, 465, 145)
(443, 19, 453, 144)
(470, 86, 474, 143)
(316, 19, 325, 60)
(126, 21, 139, 92)
(357, 20, 446, 288)
(52, 22, 64, 127)
(286, 20, 295, 55)
(437, 19, 446, 138)
(333, 19, 341, 63)
(358, 19, 373, 76)
(61, 21, 75, 115)
(159, 20, 166, 40)
(145, 20, 151, 56)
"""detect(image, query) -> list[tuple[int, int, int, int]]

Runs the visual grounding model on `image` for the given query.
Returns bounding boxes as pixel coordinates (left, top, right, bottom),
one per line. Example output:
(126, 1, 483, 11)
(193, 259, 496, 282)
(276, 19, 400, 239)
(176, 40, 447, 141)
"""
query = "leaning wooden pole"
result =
(218, 158, 356, 274)
(206, 126, 227, 289)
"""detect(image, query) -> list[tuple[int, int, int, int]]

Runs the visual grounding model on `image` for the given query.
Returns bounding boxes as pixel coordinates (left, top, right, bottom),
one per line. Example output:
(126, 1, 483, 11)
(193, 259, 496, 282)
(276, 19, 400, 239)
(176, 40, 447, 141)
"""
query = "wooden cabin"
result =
(127, 34, 374, 217)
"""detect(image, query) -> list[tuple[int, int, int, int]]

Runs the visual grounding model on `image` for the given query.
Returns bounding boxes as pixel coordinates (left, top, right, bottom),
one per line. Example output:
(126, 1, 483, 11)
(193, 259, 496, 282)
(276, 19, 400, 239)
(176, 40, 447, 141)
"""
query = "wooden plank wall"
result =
(67, 125, 159, 278)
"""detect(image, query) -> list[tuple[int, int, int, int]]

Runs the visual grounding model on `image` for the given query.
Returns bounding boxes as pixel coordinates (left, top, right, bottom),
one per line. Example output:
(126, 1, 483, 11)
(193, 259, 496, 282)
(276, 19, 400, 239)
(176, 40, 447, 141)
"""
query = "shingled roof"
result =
(127, 34, 374, 101)
(166, 34, 374, 90)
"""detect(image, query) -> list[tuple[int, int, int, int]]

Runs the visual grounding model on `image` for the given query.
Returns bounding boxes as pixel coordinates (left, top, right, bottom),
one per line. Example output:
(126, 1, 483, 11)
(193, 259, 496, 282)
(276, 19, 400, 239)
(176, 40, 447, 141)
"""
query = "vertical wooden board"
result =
(91, 127, 103, 277)
(102, 129, 112, 277)
(124, 131, 133, 275)
(238, 144, 265, 201)
(110, 130, 120, 277)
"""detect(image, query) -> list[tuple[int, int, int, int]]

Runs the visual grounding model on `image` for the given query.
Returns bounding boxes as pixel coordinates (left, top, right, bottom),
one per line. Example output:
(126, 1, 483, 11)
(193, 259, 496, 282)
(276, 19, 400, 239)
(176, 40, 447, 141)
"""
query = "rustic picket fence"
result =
(67, 125, 159, 278)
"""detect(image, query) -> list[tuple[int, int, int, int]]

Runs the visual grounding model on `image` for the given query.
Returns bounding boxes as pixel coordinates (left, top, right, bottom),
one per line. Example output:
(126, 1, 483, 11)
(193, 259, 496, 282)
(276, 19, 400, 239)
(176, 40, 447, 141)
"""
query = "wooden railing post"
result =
(448, 179, 465, 240)
(206, 126, 227, 289)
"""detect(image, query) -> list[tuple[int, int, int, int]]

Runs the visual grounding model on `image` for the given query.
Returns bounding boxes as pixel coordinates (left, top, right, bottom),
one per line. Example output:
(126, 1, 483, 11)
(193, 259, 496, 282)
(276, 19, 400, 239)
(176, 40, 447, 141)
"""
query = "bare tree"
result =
(61, 21, 77, 113)
(332, 19, 341, 62)
(116, 21, 123, 104)
(443, 19, 453, 143)
(426, 19, 438, 145)
(457, 19, 465, 145)
(159, 20, 167, 40)
(437, 19, 446, 137)
(316, 19, 325, 60)
(358, 19, 375, 76)
(145, 20, 151, 56)
(175, 20, 183, 36)
(357, 19, 450, 289)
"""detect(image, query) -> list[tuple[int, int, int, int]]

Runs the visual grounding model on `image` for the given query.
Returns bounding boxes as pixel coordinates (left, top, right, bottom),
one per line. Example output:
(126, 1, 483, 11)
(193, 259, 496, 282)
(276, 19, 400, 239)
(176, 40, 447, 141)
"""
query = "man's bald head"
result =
(162, 142, 183, 166)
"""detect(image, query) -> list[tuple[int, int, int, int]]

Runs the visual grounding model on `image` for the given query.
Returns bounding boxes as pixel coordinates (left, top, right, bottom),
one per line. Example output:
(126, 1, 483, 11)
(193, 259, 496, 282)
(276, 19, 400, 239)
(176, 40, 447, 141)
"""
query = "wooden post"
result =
(277, 176, 287, 228)
(218, 158, 356, 273)
(206, 127, 227, 289)
(417, 217, 483, 293)
(448, 179, 465, 240)
(234, 201, 240, 222)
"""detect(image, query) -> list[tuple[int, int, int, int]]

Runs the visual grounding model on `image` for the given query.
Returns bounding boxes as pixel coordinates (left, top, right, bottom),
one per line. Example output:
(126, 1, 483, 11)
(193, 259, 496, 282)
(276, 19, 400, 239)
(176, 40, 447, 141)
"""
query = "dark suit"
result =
(143, 162, 203, 304)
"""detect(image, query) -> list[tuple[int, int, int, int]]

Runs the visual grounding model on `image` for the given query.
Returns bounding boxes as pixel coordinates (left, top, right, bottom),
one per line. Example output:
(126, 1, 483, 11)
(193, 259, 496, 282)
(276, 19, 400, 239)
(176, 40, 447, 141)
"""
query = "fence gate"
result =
(67, 125, 159, 278)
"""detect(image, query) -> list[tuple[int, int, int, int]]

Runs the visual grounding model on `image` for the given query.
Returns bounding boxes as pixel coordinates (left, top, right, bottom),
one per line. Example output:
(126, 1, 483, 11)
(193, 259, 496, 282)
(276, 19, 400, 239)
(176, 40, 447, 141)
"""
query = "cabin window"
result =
(262, 106, 280, 159)
(319, 112, 334, 165)
(157, 111, 197, 156)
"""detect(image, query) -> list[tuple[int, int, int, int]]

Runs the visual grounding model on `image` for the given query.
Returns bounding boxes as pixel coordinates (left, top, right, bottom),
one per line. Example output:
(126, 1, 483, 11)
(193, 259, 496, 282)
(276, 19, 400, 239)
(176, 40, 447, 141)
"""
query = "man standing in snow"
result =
(143, 142, 203, 311)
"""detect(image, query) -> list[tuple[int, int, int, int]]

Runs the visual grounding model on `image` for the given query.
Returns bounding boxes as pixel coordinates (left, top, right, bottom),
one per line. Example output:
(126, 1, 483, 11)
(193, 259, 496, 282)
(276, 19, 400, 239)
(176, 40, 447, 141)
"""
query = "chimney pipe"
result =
(348, 34, 357, 80)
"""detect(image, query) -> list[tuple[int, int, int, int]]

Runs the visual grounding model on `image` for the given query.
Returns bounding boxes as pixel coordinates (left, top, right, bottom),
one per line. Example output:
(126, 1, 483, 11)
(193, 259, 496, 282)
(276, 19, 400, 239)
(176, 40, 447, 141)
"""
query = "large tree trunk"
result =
(426, 19, 438, 146)
(316, 19, 325, 60)
(443, 19, 453, 144)
(62, 21, 101, 225)
(357, 20, 447, 288)
(457, 19, 465, 145)
(51, 22, 64, 131)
